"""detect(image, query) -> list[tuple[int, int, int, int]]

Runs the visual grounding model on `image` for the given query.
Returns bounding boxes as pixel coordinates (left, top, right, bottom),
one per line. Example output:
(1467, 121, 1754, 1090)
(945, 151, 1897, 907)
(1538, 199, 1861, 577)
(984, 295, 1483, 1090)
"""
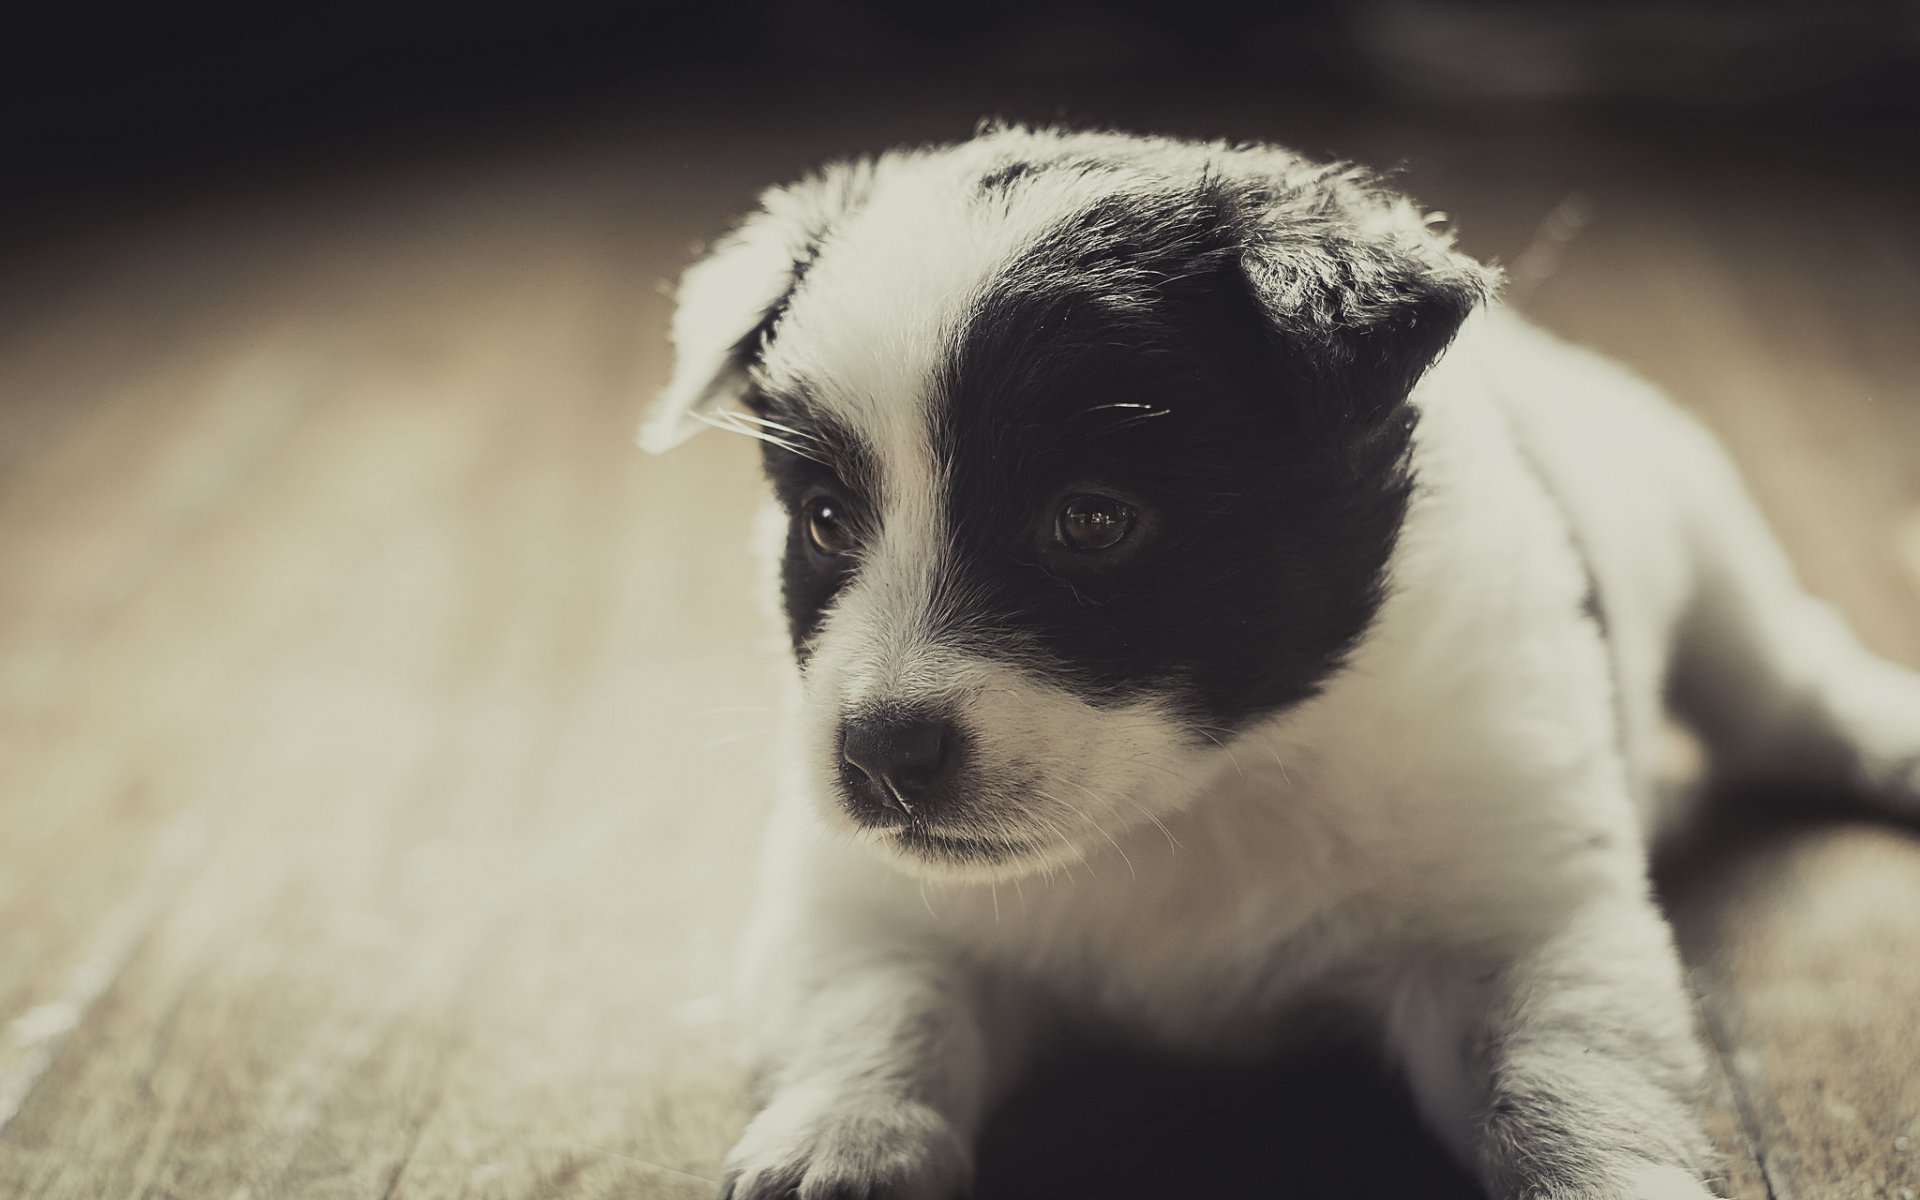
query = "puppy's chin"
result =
(870, 824, 1060, 881)
(835, 803, 1089, 883)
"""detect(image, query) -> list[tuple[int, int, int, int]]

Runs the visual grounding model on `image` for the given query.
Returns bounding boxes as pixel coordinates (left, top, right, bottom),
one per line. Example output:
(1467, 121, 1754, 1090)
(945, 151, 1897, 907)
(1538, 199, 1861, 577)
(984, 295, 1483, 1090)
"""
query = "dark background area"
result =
(6, 0, 1918, 238)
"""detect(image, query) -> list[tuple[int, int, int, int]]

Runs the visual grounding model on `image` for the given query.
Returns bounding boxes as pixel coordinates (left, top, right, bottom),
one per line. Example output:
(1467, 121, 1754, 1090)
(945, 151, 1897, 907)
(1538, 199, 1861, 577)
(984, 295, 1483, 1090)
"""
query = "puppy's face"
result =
(652, 130, 1491, 879)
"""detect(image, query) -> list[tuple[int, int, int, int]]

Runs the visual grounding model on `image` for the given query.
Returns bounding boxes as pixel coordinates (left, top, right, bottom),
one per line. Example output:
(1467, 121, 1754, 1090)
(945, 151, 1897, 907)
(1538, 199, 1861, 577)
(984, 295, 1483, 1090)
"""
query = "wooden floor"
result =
(2, 93, 1917, 1199)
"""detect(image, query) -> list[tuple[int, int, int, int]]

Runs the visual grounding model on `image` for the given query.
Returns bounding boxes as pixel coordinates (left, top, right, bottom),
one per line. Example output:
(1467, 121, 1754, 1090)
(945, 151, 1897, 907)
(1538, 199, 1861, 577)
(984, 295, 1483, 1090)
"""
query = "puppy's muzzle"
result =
(837, 708, 966, 825)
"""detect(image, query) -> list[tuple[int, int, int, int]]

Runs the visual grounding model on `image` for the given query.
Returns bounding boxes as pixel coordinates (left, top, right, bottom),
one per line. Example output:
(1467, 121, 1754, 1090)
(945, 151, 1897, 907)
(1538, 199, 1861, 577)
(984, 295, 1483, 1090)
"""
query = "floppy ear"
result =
(1237, 168, 1499, 455)
(640, 160, 875, 453)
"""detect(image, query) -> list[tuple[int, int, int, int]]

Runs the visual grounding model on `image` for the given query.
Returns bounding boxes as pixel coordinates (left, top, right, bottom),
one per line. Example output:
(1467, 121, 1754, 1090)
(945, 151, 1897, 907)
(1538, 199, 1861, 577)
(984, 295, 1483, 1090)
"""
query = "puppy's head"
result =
(649, 127, 1494, 880)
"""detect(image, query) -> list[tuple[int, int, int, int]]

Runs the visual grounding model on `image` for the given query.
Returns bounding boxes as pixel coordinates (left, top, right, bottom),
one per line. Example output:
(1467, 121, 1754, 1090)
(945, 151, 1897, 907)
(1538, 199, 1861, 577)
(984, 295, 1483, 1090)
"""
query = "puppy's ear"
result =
(641, 160, 874, 453)
(1237, 169, 1498, 452)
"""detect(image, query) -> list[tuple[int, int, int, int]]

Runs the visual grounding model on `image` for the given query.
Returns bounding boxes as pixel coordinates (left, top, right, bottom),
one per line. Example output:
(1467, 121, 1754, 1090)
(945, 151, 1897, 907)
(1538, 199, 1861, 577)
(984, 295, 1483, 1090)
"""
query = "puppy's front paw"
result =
(719, 1086, 970, 1200)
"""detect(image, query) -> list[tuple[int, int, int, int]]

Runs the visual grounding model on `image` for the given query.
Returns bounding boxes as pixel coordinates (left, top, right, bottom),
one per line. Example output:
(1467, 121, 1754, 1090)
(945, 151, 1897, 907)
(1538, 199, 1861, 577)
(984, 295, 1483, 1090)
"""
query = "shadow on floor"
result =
(974, 1041, 1484, 1200)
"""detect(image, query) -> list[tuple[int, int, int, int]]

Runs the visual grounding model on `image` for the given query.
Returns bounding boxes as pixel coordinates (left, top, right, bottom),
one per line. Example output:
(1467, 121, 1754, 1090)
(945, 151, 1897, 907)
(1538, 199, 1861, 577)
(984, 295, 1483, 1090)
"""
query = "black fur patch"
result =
(754, 397, 881, 661)
(926, 177, 1455, 731)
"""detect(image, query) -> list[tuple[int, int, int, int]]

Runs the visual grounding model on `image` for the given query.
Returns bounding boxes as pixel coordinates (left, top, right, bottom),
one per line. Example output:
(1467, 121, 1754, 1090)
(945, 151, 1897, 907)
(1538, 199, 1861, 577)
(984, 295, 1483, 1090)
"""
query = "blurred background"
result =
(6, 0, 1920, 241)
(3, 3, 1917, 1198)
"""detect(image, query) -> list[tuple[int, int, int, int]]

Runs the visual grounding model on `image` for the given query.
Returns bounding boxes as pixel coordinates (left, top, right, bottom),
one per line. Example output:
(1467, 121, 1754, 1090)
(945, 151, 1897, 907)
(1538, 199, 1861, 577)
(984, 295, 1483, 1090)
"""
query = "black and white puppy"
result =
(646, 125, 1920, 1200)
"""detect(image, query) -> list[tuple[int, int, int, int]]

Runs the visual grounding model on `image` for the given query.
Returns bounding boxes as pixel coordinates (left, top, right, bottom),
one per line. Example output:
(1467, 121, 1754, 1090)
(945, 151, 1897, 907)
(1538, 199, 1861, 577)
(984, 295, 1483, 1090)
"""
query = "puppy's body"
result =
(651, 127, 1920, 1200)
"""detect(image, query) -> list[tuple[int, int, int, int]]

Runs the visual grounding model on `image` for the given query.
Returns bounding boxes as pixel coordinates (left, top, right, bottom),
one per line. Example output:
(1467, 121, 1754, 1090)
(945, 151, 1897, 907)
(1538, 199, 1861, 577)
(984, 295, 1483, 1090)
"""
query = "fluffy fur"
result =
(647, 124, 1920, 1200)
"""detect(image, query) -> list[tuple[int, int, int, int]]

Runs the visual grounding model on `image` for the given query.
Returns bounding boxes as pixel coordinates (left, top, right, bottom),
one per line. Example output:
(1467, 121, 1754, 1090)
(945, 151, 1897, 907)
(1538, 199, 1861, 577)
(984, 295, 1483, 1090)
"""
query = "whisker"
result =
(727, 411, 822, 443)
(1193, 727, 1246, 779)
(1005, 802, 1083, 881)
(1121, 754, 1203, 787)
(693, 410, 827, 464)
(712, 411, 809, 450)
(1038, 787, 1134, 881)
(1262, 741, 1295, 786)
(1032, 809, 1088, 881)
(1074, 401, 1172, 435)
(1132, 802, 1183, 856)
(1065, 776, 1184, 858)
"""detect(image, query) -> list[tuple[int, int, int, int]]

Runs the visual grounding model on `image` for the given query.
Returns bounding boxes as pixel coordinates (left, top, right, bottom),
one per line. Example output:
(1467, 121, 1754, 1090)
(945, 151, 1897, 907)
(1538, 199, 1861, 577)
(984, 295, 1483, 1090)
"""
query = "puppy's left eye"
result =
(1055, 494, 1137, 552)
(805, 496, 858, 556)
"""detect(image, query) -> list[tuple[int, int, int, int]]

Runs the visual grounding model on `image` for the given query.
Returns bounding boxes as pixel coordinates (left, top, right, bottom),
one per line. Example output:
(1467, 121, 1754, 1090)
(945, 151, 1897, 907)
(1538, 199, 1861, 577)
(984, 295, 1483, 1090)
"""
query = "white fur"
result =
(657, 135, 1920, 1200)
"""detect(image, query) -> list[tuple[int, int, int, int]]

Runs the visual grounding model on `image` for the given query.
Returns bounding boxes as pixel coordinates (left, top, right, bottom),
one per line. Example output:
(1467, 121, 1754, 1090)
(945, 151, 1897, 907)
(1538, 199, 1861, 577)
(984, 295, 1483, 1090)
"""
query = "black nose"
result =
(839, 711, 961, 822)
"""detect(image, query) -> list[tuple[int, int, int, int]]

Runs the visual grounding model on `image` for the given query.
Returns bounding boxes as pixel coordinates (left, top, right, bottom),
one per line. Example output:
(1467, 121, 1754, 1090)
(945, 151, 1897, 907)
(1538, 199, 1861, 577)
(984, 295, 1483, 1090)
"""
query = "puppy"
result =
(646, 125, 1920, 1200)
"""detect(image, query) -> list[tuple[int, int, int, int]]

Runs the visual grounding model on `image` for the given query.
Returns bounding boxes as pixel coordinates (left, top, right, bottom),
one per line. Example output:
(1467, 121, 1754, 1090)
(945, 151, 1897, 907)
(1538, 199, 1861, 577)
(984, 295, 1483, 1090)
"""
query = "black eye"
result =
(1055, 494, 1137, 552)
(805, 496, 857, 556)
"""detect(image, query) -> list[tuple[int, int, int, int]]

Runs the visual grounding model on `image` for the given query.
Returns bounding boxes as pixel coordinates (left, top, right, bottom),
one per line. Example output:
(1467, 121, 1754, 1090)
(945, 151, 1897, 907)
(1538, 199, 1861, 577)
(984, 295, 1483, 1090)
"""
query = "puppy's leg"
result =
(1389, 895, 1719, 1200)
(1665, 416, 1920, 814)
(721, 942, 1025, 1200)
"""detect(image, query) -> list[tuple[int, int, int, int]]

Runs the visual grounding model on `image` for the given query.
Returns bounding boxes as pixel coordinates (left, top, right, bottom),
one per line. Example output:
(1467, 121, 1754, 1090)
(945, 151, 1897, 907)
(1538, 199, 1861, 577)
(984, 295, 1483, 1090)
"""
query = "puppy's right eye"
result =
(805, 496, 857, 556)
(1055, 494, 1137, 552)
